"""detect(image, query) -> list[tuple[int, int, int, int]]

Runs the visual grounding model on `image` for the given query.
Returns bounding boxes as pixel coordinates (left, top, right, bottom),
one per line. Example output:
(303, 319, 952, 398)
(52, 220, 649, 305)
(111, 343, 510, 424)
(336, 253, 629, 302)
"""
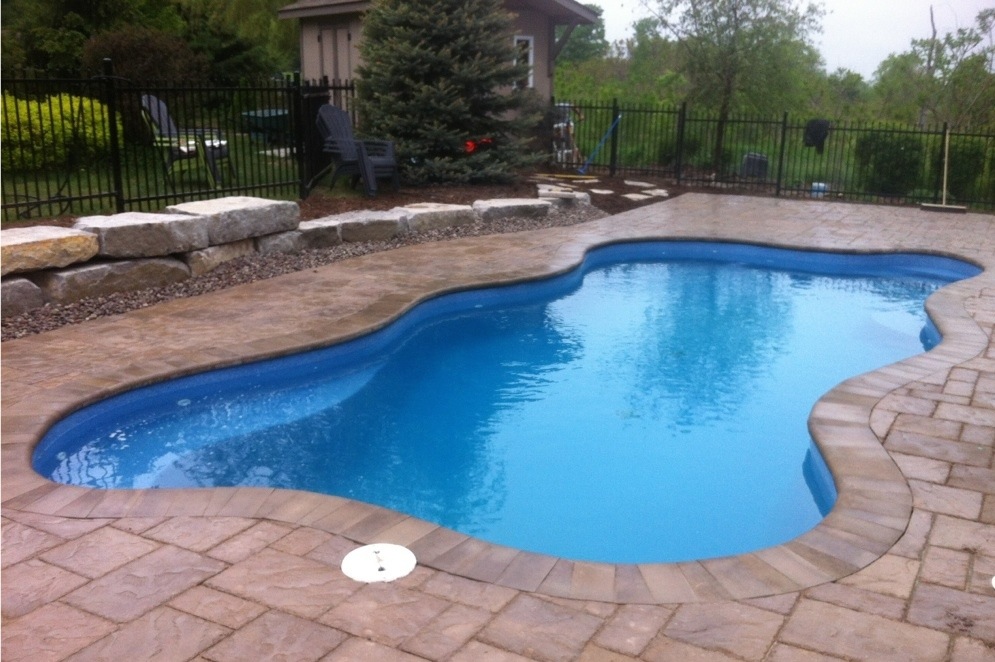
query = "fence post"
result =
(101, 59, 126, 213)
(675, 102, 686, 185)
(932, 122, 948, 204)
(289, 73, 309, 199)
(775, 112, 788, 197)
(609, 98, 620, 177)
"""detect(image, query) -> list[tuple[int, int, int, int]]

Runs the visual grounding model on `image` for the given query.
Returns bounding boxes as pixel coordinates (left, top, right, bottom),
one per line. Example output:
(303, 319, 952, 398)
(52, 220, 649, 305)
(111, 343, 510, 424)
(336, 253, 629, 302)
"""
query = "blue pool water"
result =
(34, 242, 980, 563)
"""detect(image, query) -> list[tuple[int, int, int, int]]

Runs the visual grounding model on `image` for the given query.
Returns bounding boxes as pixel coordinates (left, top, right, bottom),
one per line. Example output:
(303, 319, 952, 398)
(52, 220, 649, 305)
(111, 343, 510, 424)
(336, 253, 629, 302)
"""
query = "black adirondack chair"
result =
(141, 94, 235, 189)
(313, 104, 399, 197)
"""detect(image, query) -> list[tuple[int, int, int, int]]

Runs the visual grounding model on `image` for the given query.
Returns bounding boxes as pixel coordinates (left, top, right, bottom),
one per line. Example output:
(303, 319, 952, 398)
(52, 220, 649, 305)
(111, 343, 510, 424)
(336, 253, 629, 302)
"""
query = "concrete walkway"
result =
(3, 194, 994, 660)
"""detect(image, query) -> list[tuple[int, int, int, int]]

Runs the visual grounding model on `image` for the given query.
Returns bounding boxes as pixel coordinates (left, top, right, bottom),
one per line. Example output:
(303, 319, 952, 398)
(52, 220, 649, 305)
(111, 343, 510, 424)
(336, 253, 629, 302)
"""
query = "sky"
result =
(586, 0, 992, 79)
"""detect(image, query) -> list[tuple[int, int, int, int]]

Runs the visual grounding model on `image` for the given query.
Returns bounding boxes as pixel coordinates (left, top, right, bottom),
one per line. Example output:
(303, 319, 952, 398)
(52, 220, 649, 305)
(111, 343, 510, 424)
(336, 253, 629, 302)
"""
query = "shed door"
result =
(319, 26, 353, 82)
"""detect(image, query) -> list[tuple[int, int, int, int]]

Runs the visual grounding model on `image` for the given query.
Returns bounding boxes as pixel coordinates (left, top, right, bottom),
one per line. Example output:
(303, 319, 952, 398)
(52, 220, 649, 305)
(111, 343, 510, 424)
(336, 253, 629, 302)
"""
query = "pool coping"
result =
(3, 193, 993, 604)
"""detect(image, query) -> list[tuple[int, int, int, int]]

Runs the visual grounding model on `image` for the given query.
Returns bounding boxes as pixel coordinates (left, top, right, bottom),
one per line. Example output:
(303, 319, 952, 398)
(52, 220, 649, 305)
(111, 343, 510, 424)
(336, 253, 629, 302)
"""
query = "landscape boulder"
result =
(256, 231, 305, 255)
(538, 187, 591, 206)
(30, 258, 190, 304)
(74, 212, 210, 258)
(167, 196, 299, 245)
(0, 226, 99, 276)
(183, 239, 256, 277)
(1, 277, 46, 317)
(340, 209, 409, 242)
(297, 218, 344, 248)
(473, 198, 552, 222)
(400, 203, 475, 233)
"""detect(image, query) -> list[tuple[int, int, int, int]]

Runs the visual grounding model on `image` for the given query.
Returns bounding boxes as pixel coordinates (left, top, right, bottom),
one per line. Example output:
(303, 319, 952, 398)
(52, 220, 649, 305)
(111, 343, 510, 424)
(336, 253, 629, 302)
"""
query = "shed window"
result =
(514, 35, 534, 89)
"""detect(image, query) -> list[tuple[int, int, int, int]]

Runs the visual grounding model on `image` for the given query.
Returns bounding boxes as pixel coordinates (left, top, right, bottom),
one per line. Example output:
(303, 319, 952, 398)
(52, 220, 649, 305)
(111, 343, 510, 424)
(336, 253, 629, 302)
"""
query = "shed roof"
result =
(277, 0, 597, 25)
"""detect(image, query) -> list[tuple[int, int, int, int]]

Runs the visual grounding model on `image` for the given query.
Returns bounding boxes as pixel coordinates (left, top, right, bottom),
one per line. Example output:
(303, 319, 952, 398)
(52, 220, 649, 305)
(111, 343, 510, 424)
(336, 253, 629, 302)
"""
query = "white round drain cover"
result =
(341, 544, 416, 583)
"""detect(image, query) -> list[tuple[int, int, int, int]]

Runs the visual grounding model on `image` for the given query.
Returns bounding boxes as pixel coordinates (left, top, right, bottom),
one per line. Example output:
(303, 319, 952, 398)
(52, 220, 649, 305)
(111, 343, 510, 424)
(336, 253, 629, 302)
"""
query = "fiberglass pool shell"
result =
(31, 241, 983, 564)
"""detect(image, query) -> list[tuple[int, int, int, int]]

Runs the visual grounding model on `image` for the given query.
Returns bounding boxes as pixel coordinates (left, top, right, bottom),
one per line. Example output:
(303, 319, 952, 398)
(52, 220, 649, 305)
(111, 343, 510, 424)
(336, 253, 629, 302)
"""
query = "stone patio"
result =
(2, 194, 994, 660)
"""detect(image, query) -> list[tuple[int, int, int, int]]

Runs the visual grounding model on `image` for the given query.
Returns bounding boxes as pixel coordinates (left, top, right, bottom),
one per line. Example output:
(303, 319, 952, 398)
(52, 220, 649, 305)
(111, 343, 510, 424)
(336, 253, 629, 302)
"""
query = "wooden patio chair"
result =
(312, 104, 399, 197)
(141, 94, 236, 189)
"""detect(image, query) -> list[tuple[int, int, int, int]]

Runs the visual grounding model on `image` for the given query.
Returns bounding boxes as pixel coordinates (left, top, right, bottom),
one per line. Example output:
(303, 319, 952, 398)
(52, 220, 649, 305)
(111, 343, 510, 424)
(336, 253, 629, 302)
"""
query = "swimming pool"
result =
(33, 242, 981, 563)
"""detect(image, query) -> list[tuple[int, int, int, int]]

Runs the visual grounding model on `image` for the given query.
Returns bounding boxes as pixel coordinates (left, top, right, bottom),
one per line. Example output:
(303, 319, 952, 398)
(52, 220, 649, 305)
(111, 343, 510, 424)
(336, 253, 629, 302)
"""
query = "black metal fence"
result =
(2, 64, 354, 221)
(555, 99, 995, 211)
(4, 71, 995, 222)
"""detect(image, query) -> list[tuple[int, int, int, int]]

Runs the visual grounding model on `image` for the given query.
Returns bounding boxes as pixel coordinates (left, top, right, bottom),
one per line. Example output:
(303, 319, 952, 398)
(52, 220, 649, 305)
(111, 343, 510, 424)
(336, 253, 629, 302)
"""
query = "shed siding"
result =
(298, 10, 558, 100)
(511, 10, 552, 99)
(300, 17, 363, 83)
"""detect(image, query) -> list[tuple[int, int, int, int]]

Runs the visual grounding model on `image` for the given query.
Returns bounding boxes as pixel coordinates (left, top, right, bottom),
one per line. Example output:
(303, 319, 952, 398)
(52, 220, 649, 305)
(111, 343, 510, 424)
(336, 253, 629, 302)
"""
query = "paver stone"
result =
(780, 598, 949, 661)
(204, 610, 346, 662)
(320, 582, 451, 646)
(479, 594, 603, 661)
(63, 545, 225, 622)
(68, 606, 228, 661)
(664, 602, 783, 661)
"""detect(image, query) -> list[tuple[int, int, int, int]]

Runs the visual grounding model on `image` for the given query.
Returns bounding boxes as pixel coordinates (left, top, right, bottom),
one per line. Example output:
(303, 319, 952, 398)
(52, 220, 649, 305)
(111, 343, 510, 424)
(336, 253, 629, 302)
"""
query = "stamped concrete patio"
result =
(3, 194, 994, 661)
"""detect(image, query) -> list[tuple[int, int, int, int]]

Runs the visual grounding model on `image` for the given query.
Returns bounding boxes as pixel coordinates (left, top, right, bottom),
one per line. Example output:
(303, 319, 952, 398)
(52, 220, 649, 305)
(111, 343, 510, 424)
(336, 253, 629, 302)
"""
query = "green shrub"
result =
(854, 132, 923, 196)
(2, 93, 119, 172)
(691, 146, 733, 173)
(658, 135, 701, 166)
(81, 28, 208, 82)
(932, 136, 988, 200)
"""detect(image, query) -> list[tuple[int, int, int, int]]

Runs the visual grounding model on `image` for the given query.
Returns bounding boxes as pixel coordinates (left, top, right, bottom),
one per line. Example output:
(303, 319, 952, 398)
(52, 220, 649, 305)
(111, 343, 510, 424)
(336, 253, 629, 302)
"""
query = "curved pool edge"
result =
(3, 193, 993, 604)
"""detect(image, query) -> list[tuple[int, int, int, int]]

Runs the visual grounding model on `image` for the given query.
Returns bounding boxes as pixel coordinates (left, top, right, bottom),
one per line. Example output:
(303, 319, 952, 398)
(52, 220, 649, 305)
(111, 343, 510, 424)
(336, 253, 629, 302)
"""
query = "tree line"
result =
(3, 0, 992, 186)
(556, 1, 995, 130)
(5, 0, 991, 130)
(1, 0, 298, 82)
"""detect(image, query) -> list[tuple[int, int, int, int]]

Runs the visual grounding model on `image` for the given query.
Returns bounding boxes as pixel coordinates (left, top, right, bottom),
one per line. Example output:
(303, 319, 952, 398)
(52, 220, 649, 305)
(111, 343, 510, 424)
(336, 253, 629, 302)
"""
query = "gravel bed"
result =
(2, 204, 607, 342)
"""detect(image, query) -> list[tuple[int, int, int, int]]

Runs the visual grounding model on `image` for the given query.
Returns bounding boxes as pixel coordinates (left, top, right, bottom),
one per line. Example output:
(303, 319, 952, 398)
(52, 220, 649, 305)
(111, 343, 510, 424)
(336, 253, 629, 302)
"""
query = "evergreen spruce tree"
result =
(356, 0, 541, 184)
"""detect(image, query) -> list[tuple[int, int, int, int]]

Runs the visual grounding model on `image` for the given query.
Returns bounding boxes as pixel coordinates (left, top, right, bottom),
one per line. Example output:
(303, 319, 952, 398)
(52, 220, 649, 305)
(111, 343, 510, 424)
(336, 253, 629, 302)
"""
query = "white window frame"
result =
(513, 35, 535, 89)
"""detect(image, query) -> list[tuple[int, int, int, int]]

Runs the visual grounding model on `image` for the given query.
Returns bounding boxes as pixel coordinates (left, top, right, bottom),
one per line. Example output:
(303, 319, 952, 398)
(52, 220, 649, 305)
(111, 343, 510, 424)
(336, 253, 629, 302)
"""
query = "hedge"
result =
(1, 93, 119, 172)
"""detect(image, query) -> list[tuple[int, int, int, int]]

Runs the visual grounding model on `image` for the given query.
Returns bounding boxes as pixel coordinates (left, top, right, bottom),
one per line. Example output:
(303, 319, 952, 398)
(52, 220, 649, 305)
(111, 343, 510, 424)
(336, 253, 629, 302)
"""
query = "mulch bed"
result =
(298, 174, 679, 218)
(3, 174, 687, 230)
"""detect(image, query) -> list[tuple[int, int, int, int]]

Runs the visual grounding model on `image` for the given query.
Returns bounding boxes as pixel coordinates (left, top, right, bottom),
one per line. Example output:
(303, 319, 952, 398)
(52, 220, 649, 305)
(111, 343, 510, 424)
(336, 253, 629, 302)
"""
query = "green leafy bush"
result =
(932, 136, 988, 200)
(658, 135, 701, 166)
(81, 27, 208, 82)
(854, 132, 923, 196)
(2, 93, 119, 172)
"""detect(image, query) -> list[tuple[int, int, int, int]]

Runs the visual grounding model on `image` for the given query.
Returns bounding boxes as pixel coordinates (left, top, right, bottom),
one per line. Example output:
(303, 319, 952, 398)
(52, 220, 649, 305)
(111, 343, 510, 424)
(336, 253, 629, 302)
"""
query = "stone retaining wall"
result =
(1, 190, 588, 319)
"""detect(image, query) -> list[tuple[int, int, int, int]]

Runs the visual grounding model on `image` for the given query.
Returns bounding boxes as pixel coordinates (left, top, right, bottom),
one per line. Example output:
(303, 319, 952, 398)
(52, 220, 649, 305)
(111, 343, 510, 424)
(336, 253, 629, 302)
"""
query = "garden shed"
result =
(277, 0, 597, 100)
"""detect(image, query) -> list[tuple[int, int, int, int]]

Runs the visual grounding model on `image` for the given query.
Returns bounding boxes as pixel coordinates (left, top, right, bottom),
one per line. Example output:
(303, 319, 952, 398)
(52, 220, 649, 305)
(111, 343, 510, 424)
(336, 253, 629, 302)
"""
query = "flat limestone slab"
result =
(473, 198, 552, 222)
(400, 203, 475, 233)
(537, 183, 576, 194)
(541, 191, 592, 206)
(167, 196, 300, 245)
(536, 184, 593, 206)
(74, 212, 210, 259)
(300, 210, 409, 244)
(0, 226, 99, 276)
